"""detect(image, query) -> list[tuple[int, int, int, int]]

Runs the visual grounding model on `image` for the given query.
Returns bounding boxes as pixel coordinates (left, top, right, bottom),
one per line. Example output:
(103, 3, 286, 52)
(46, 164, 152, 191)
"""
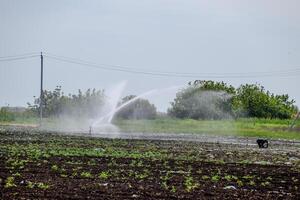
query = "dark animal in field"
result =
(257, 139, 268, 148)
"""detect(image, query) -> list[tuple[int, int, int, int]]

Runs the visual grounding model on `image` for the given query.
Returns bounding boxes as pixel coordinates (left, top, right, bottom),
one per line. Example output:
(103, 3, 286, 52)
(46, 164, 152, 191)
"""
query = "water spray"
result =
(90, 85, 182, 131)
(89, 126, 92, 135)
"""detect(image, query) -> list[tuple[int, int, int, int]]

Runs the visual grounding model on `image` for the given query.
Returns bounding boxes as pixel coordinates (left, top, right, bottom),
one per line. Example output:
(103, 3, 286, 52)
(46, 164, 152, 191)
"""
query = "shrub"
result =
(28, 86, 105, 118)
(0, 107, 15, 122)
(235, 84, 297, 119)
(168, 80, 235, 119)
(168, 80, 297, 119)
(115, 95, 157, 120)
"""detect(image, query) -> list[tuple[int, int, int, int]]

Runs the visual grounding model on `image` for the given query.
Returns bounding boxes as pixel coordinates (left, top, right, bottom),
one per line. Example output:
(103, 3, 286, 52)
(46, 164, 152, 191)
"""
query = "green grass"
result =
(0, 109, 15, 122)
(10, 117, 38, 124)
(114, 118, 300, 140)
(1, 116, 300, 140)
(0, 109, 38, 124)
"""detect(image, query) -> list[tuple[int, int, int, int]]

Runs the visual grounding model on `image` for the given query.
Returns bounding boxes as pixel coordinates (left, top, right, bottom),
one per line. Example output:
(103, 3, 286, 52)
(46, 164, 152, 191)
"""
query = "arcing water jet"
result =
(90, 85, 182, 133)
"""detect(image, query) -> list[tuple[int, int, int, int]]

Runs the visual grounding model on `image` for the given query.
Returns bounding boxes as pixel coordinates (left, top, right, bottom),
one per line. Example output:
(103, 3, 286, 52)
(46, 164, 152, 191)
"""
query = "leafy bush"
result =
(168, 80, 297, 119)
(28, 86, 105, 118)
(168, 80, 235, 119)
(0, 107, 15, 121)
(235, 84, 297, 119)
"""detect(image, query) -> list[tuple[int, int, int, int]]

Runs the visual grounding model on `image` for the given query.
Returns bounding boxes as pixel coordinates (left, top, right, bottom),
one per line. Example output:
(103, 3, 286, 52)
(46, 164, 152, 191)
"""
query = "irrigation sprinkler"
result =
(39, 52, 44, 126)
(289, 112, 300, 130)
(89, 126, 92, 135)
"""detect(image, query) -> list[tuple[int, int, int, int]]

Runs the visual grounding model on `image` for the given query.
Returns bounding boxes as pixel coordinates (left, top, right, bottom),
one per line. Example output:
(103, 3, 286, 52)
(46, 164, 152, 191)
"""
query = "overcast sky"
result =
(0, 0, 299, 111)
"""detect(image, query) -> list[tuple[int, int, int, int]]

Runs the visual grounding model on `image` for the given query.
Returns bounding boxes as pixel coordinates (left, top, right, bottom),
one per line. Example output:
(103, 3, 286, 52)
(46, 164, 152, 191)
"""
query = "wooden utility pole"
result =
(40, 52, 43, 126)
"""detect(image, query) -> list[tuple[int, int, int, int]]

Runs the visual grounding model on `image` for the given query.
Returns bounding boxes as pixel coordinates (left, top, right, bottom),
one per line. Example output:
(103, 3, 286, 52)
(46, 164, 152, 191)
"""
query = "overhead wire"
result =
(0, 54, 39, 62)
(44, 52, 300, 78)
(0, 52, 39, 59)
(45, 54, 198, 78)
(44, 52, 300, 76)
(1, 51, 300, 78)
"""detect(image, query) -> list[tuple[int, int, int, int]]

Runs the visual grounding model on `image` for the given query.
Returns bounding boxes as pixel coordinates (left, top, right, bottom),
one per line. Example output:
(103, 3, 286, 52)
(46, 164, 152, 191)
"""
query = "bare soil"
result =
(0, 129, 299, 199)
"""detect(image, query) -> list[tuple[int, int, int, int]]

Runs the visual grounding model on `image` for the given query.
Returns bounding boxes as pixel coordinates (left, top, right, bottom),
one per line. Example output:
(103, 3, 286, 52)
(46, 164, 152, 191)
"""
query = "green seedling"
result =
(237, 180, 244, 187)
(249, 180, 256, 186)
(51, 165, 59, 171)
(37, 182, 50, 189)
(211, 175, 220, 182)
(184, 176, 199, 192)
(27, 181, 34, 189)
(261, 181, 270, 186)
(5, 176, 17, 188)
(242, 175, 254, 180)
(98, 171, 109, 180)
(81, 171, 93, 178)
(170, 185, 177, 193)
(12, 172, 21, 177)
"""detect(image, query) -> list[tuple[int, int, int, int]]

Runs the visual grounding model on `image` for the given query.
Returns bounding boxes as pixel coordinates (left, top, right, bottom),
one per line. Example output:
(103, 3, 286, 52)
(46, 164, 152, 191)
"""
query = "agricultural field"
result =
(0, 127, 299, 199)
(1, 117, 300, 140)
(116, 118, 300, 140)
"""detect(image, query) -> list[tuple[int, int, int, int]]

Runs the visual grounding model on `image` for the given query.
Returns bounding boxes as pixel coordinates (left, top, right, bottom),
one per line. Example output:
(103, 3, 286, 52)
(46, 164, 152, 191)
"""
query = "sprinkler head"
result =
(89, 126, 92, 135)
(256, 139, 268, 148)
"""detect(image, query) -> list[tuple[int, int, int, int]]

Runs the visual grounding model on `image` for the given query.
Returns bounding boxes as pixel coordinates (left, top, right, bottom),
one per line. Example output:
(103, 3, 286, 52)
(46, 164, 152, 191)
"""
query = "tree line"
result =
(168, 80, 298, 119)
(28, 86, 157, 120)
(22, 81, 298, 120)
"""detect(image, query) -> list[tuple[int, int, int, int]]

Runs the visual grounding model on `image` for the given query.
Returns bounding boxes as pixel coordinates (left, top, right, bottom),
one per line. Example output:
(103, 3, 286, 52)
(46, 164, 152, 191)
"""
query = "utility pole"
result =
(40, 52, 43, 126)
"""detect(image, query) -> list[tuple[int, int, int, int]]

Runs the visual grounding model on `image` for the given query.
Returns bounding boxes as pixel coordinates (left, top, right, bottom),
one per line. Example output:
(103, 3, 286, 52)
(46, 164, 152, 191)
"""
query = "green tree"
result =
(168, 80, 235, 119)
(0, 107, 15, 121)
(115, 95, 157, 119)
(236, 84, 297, 119)
(168, 80, 297, 119)
(28, 86, 105, 117)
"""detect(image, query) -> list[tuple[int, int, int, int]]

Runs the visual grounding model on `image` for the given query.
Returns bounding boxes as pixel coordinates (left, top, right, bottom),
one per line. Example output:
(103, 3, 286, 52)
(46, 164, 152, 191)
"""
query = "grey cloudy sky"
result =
(0, 0, 299, 111)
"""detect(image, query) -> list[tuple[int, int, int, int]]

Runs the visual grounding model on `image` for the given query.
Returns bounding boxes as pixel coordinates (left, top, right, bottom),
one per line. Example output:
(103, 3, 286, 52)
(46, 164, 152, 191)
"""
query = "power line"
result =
(44, 53, 300, 78)
(1, 51, 300, 78)
(45, 52, 200, 76)
(0, 52, 39, 59)
(45, 55, 195, 77)
(44, 52, 300, 76)
(0, 55, 39, 62)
